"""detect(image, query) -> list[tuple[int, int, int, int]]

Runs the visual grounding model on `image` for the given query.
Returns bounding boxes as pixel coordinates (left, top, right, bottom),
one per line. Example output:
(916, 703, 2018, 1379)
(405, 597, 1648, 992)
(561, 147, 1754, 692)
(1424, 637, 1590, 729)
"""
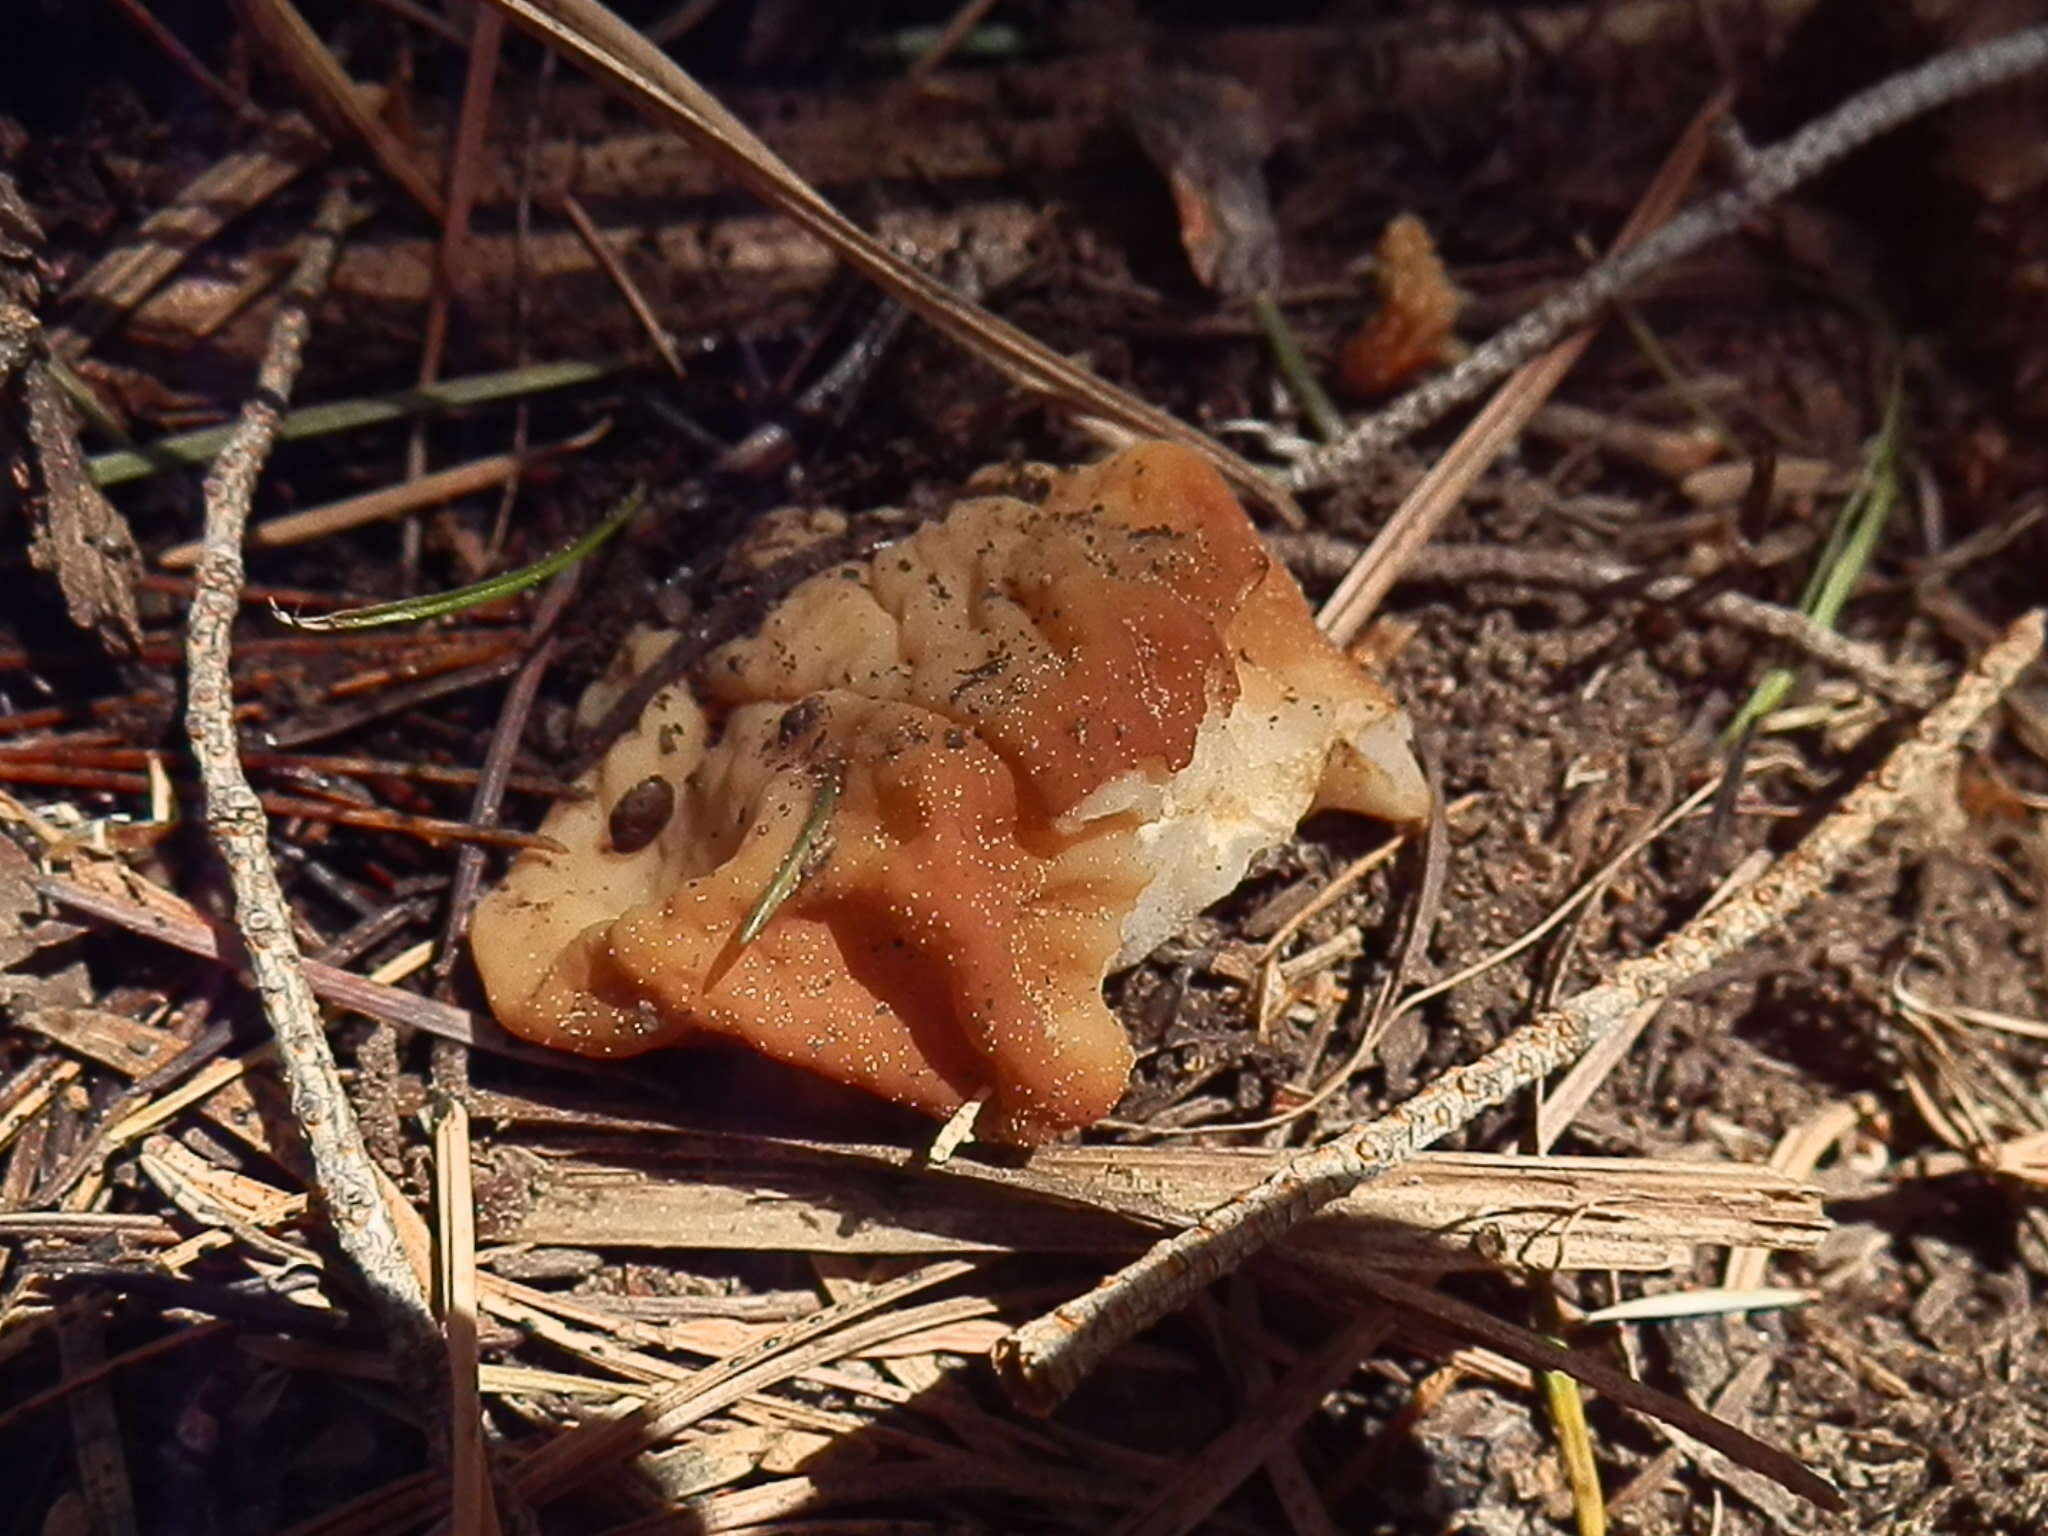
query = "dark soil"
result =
(4, 2, 2047, 1533)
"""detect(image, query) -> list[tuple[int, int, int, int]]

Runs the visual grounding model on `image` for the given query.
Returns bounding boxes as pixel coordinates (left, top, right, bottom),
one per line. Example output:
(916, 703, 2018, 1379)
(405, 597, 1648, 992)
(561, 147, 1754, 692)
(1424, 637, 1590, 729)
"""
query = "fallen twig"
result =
(1284, 23, 2048, 491)
(179, 184, 436, 1364)
(994, 609, 2044, 1411)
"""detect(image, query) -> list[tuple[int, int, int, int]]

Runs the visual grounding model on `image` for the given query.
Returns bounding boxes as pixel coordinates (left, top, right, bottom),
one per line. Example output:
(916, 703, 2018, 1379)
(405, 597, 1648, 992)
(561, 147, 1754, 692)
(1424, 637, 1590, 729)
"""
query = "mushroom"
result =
(471, 442, 1428, 1142)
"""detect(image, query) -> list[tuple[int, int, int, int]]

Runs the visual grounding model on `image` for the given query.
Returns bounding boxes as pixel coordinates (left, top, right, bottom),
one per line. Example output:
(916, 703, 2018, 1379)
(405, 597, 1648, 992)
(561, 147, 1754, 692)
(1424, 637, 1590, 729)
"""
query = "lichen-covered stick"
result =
(1281, 23, 2048, 492)
(184, 184, 436, 1353)
(994, 609, 2044, 1411)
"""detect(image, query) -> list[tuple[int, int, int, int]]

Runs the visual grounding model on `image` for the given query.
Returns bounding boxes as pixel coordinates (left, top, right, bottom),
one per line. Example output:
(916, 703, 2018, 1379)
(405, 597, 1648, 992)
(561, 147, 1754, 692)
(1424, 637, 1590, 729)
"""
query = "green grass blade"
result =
(273, 485, 644, 632)
(1724, 371, 1904, 742)
(89, 360, 615, 487)
(736, 764, 843, 948)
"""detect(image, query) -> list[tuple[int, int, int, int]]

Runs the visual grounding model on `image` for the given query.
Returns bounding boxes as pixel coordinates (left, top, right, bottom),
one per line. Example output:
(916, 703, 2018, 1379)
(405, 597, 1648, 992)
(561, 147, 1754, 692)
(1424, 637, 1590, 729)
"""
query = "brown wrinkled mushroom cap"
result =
(471, 442, 1428, 1142)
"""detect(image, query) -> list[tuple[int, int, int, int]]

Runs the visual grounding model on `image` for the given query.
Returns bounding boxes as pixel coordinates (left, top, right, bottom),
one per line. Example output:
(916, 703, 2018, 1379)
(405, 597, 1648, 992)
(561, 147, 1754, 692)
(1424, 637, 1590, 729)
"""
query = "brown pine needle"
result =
(156, 423, 606, 569)
(473, 0, 1300, 524)
(231, 0, 446, 221)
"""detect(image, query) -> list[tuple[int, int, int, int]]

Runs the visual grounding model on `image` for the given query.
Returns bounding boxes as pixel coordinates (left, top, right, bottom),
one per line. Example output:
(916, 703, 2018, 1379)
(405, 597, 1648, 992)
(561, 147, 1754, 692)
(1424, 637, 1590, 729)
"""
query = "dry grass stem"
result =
(1314, 88, 1725, 644)
(179, 184, 435, 1359)
(156, 423, 606, 568)
(494, 1139, 1827, 1274)
(474, 0, 1299, 523)
(995, 610, 2044, 1412)
(1285, 23, 2048, 490)
(431, 1096, 500, 1536)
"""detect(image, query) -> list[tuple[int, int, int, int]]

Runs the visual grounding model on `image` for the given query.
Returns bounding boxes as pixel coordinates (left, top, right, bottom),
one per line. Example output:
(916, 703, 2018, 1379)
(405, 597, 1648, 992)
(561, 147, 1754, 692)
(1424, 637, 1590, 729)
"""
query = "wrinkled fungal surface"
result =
(471, 442, 1429, 1142)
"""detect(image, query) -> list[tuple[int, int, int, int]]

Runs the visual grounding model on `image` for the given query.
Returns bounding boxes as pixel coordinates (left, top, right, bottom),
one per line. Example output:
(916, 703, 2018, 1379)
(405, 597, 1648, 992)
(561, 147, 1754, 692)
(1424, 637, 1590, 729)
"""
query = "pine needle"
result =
(274, 486, 642, 631)
(735, 764, 842, 948)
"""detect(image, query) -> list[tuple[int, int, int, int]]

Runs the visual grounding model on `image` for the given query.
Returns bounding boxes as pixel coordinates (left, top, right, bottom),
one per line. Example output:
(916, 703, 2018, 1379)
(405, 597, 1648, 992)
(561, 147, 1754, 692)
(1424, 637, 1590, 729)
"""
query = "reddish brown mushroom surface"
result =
(471, 442, 1428, 1142)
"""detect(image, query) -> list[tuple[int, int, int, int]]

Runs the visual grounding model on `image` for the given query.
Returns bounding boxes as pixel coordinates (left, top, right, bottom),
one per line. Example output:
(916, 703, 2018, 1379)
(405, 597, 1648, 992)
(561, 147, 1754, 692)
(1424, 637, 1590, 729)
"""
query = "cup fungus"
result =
(471, 442, 1429, 1142)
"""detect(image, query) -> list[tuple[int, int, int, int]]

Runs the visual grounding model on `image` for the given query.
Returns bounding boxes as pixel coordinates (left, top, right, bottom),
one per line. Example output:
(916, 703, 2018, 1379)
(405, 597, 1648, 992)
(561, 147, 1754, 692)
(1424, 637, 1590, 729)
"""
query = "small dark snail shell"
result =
(606, 774, 675, 854)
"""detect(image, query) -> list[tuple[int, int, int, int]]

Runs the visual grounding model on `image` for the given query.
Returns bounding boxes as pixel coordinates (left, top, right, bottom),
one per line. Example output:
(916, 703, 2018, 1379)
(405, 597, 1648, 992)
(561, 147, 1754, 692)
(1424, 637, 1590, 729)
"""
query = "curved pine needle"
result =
(274, 487, 643, 632)
(736, 763, 842, 948)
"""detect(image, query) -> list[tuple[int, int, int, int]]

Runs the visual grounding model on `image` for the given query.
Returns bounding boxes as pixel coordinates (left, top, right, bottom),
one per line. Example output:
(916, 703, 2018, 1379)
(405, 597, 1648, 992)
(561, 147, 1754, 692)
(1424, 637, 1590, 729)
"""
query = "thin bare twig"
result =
(1284, 23, 2048, 491)
(181, 184, 435, 1356)
(994, 609, 2044, 1411)
(558, 193, 690, 379)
